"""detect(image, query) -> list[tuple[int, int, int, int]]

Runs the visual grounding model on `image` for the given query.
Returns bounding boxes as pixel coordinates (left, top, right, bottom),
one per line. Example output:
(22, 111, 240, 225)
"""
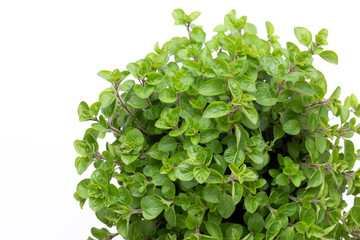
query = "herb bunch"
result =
(74, 9, 360, 240)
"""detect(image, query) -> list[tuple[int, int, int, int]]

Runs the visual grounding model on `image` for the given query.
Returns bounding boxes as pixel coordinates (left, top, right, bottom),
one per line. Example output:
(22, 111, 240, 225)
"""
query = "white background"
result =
(0, 0, 359, 239)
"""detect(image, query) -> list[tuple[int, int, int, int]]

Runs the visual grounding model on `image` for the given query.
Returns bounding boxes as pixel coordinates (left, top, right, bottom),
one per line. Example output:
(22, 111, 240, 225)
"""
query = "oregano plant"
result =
(74, 9, 360, 240)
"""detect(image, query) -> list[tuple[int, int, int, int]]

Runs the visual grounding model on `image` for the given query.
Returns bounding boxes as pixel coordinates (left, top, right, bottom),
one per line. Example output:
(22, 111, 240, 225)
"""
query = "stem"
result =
(105, 233, 119, 240)
(131, 209, 143, 214)
(176, 93, 181, 107)
(114, 85, 149, 136)
(93, 117, 121, 135)
(146, 98, 152, 108)
(225, 79, 233, 102)
(288, 195, 300, 202)
(185, 23, 191, 40)
(276, 79, 285, 97)
(303, 163, 331, 169)
(305, 99, 330, 109)
(174, 125, 184, 142)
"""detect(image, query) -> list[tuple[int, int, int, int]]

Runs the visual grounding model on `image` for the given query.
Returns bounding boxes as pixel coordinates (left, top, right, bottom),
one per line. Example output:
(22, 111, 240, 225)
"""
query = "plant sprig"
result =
(74, 9, 360, 240)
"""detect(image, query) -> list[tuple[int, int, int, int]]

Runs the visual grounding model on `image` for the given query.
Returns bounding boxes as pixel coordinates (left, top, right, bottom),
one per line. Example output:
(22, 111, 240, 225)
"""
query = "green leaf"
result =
(158, 136, 177, 152)
(183, 60, 199, 71)
(198, 78, 227, 96)
(210, 58, 230, 77)
(162, 179, 176, 198)
(106, 184, 120, 205)
(232, 182, 243, 204)
(141, 196, 166, 220)
(77, 179, 91, 199)
(164, 206, 177, 227)
(308, 224, 324, 238)
(78, 101, 94, 122)
(218, 195, 236, 218)
(315, 132, 326, 154)
(134, 84, 154, 99)
(266, 21, 274, 36)
(190, 27, 206, 43)
(206, 223, 223, 240)
(351, 206, 360, 226)
(282, 119, 300, 135)
(241, 106, 258, 125)
(248, 212, 264, 233)
(224, 14, 241, 31)
(294, 27, 312, 46)
(319, 50, 338, 64)
(97, 70, 112, 82)
(203, 184, 222, 203)
(89, 197, 105, 212)
(260, 55, 279, 76)
(293, 81, 314, 96)
(238, 75, 256, 92)
(193, 167, 210, 184)
(275, 173, 290, 186)
(126, 62, 140, 78)
(308, 169, 324, 188)
(185, 213, 200, 229)
(200, 129, 220, 144)
(302, 208, 316, 225)
(159, 88, 177, 103)
(330, 86, 341, 99)
(75, 157, 92, 175)
(189, 11, 201, 22)
(244, 196, 258, 213)
(146, 72, 163, 85)
(172, 9, 186, 21)
(266, 221, 282, 240)
(118, 187, 133, 206)
(91, 227, 109, 239)
(99, 90, 116, 108)
(175, 162, 194, 181)
(91, 169, 108, 186)
(248, 150, 264, 164)
(203, 101, 229, 118)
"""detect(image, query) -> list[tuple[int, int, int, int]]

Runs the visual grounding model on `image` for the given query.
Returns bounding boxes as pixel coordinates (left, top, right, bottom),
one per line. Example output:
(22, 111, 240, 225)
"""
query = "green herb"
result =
(74, 9, 360, 240)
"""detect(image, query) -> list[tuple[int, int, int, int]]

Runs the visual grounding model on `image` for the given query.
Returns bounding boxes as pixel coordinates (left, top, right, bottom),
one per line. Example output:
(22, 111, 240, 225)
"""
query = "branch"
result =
(113, 85, 149, 136)
(276, 79, 285, 97)
(303, 163, 332, 169)
(305, 99, 330, 109)
(185, 23, 191, 40)
(93, 117, 121, 135)
(105, 233, 119, 240)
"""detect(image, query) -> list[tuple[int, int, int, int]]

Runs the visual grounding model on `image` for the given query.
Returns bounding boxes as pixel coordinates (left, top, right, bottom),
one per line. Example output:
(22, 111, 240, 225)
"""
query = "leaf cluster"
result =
(74, 9, 360, 240)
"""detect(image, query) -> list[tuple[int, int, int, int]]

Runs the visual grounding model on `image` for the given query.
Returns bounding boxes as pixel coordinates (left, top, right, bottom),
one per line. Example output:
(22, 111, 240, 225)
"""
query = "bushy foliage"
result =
(74, 9, 360, 240)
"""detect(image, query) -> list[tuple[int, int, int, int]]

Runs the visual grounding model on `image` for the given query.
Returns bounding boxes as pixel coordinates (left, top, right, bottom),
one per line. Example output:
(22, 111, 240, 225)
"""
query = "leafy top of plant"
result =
(74, 8, 360, 240)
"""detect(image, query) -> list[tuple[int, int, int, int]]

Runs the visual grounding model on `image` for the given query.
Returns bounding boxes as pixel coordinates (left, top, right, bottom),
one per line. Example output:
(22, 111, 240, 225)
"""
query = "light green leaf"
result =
(294, 27, 312, 46)
(193, 167, 210, 184)
(282, 119, 300, 135)
(244, 196, 258, 213)
(210, 58, 230, 77)
(91, 169, 108, 186)
(248, 212, 264, 233)
(198, 78, 227, 96)
(159, 88, 177, 103)
(241, 106, 258, 125)
(175, 162, 194, 181)
(319, 50, 338, 64)
(308, 169, 324, 188)
(141, 196, 166, 220)
(190, 27, 206, 43)
(218, 195, 236, 218)
(266, 221, 282, 240)
(315, 132, 326, 154)
(203, 101, 229, 118)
